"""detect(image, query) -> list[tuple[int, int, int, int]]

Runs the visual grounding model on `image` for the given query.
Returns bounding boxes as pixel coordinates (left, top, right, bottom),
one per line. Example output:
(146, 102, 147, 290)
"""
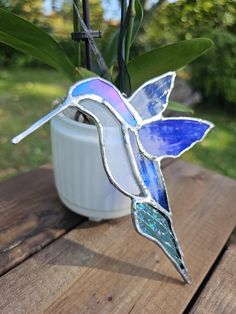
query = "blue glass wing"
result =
(129, 130, 169, 211)
(132, 202, 189, 283)
(129, 72, 175, 120)
(138, 118, 213, 159)
(71, 78, 137, 126)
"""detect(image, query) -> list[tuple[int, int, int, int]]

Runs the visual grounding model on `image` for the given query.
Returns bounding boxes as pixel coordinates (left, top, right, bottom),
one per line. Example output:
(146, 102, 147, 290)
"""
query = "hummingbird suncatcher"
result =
(12, 72, 213, 283)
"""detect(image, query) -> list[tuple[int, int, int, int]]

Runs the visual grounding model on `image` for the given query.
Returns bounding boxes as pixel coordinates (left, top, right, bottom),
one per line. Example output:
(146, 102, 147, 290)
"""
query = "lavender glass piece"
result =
(129, 72, 175, 120)
(71, 78, 137, 126)
(139, 118, 213, 159)
(129, 130, 169, 211)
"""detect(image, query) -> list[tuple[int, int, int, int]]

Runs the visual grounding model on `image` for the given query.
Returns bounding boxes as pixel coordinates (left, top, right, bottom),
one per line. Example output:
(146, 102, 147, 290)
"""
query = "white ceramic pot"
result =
(50, 111, 131, 221)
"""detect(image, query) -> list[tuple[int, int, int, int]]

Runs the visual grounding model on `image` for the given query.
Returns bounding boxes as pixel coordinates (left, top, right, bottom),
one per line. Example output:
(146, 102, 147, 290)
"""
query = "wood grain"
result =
(0, 160, 235, 313)
(190, 234, 236, 314)
(0, 165, 84, 276)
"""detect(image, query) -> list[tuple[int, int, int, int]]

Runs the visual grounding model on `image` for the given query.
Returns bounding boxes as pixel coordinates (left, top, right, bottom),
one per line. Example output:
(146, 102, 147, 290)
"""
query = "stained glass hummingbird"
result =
(12, 72, 213, 283)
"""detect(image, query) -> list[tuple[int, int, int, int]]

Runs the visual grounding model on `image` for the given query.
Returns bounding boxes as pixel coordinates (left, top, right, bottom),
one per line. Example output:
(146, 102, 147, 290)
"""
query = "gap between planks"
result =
(189, 233, 236, 314)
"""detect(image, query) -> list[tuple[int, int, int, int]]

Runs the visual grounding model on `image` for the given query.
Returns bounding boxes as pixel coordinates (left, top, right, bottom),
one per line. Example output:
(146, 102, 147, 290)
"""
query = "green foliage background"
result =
(0, 0, 104, 68)
(139, 0, 236, 108)
(1, 0, 235, 107)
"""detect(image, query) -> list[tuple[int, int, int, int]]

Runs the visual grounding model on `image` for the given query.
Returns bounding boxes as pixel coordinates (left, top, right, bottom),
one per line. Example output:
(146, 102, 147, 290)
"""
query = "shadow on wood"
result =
(36, 236, 184, 285)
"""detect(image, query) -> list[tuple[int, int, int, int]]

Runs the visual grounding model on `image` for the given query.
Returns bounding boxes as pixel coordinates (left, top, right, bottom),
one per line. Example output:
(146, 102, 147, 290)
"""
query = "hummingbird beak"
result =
(11, 98, 72, 144)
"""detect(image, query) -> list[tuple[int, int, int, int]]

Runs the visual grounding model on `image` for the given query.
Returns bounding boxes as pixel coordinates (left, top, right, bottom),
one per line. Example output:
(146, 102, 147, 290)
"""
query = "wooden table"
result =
(0, 160, 236, 313)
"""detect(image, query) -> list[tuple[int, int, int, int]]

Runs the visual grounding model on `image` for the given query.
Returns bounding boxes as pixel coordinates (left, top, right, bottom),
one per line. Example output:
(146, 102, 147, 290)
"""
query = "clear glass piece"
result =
(129, 73, 175, 120)
(79, 99, 141, 197)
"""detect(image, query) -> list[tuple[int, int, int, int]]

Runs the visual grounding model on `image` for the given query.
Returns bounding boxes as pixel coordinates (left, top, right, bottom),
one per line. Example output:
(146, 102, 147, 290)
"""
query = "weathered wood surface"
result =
(0, 160, 235, 313)
(190, 234, 236, 314)
(0, 165, 84, 276)
(0, 159, 172, 277)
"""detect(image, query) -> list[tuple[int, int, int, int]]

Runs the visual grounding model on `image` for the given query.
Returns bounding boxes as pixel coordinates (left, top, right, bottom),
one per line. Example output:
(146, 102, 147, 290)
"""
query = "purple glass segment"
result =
(129, 130, 169, 211)
(129, 73, 174, 120)
(71, 78, 137, 126)
(138, 118, 212, 158)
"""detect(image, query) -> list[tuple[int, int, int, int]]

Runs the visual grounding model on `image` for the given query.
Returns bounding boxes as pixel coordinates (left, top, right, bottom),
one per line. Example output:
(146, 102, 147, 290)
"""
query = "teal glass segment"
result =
(133, 202, 185, 271)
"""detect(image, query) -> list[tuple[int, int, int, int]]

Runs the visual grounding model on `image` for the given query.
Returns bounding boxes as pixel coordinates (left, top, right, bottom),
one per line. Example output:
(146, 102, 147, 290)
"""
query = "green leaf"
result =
(103, 29, 119, 68)
(168, 101, 194, 114)
(127, 38, 213, 91)
(75, 67, 98, 80)
(131, 0, 143, 44)
(0, 8, 79, 81)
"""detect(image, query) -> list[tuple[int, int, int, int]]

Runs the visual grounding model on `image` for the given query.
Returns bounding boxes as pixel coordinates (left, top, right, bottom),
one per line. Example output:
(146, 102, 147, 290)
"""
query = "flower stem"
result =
(73, 0, 81, 67)
(118, 0, 127, 92)
(125, 0, 135, 63)
(121, 0, 127, 62)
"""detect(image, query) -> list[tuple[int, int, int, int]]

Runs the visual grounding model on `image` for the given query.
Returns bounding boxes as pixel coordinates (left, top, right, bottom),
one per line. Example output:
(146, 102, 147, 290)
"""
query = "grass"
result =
(182, 104, 236, 179)
(0, 68, 70, 180)
(0, 68, 235, 181)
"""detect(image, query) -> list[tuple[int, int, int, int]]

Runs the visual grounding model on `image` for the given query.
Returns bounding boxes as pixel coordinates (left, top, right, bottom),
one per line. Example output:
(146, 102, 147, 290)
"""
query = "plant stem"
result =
(120, 0, 127, 62)
(118, 0, 128, 92)
(82, 0, 92, 70)
(125, 0, 135, 63)
(73, 0, 81, 67)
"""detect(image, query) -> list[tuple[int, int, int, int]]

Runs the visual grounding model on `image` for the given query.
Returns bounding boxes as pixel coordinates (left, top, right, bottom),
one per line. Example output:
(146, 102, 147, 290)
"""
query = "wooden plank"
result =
(0, 160, 235, 313)
(0, 158, 172, 277)
(0, 165, 84, 276)
(190, 234, 236, 314)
